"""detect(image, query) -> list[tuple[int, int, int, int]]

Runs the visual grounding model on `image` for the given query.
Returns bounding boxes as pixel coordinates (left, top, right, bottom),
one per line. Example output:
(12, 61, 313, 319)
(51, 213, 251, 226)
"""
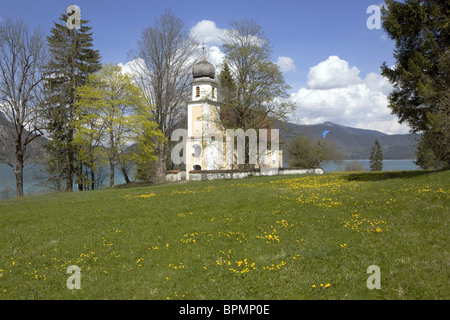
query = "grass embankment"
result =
(0, 170, 448, 299)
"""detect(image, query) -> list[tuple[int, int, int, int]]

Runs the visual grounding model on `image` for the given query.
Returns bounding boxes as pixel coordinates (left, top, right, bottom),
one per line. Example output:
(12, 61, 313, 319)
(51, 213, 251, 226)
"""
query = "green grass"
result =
(0, 170, 448, 300)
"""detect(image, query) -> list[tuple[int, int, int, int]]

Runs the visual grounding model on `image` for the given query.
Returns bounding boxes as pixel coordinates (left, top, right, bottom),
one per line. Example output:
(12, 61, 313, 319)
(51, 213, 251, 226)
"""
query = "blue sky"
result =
(1, 0, 409, 134)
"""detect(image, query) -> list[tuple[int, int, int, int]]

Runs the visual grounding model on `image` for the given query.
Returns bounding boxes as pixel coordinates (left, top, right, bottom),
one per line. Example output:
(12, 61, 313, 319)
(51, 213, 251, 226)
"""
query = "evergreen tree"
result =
(218, 62, 236, 104)
(43, 12, 101, 191)
(369, 139, 383, 172)
(381, 0, 449, 169)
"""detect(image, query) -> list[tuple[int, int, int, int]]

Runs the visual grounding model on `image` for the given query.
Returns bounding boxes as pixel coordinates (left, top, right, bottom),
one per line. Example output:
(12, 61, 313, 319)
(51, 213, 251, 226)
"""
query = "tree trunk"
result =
(155, 144, 166, 182)
(14, 163, 24, 197)
(91, 168, 95, 190)
(120, 166, 131, 184)
(110, 160, 115, 187)
(66, 138, 74, 192)
(14, 137, 25, 197)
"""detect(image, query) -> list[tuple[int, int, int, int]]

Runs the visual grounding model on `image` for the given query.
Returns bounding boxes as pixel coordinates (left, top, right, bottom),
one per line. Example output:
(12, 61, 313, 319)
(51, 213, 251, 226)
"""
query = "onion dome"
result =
(193, 48, 215, 79)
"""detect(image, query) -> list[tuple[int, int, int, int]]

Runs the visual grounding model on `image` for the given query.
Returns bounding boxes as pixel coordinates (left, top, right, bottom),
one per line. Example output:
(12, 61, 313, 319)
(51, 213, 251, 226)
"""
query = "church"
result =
(184, 50, 283, 180)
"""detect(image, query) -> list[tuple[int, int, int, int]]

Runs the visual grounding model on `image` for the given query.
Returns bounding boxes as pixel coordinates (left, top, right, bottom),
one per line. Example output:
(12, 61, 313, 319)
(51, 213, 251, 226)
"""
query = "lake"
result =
(0, 160, 421, 199)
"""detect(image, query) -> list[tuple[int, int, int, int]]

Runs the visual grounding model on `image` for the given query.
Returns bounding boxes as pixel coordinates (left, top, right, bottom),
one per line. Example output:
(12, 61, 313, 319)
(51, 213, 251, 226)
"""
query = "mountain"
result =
(0, 112, 49, 164)
(0, 110, 417, 164)
(277, 121, 418, 160)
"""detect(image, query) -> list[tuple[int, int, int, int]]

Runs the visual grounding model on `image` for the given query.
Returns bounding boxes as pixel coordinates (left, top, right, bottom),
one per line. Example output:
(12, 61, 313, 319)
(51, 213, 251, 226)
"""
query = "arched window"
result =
(195, 86, 200, 97)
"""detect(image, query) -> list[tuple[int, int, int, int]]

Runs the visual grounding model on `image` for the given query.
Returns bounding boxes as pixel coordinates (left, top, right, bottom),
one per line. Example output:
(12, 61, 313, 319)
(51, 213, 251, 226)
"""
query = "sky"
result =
(0, 0, 411, 134)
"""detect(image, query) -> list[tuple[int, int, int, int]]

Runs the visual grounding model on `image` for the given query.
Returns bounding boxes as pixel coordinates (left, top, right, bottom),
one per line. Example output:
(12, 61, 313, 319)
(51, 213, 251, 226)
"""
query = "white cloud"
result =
(118, 58, 145, 76)
(206, 45, 225, 70)
(190, 20, 226, 45)
(276, 56, 296, 73)
(290, 56, 411, 134)
(307, 55, 361, 89)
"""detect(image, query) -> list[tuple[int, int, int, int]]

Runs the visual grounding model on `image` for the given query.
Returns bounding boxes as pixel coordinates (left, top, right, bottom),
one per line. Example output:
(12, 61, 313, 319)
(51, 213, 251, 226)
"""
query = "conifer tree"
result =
(369, 139, 383, 172)
(381, 0, 449, 169)
(43, 11, 101, 191)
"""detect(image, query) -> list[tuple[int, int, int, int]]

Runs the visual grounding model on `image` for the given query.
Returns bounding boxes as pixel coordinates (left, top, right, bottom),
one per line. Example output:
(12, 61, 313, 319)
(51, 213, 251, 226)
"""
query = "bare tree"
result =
(220, 19, 295, 131)
(129, 9, 197, 181)
(0, 17, 47, 197)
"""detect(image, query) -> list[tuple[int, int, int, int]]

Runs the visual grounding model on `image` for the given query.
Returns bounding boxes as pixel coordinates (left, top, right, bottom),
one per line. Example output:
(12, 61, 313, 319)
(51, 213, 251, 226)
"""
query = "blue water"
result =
(0, 160, 420, 199)
(320, 159, 421, 172)
(0, 163, 134, 199)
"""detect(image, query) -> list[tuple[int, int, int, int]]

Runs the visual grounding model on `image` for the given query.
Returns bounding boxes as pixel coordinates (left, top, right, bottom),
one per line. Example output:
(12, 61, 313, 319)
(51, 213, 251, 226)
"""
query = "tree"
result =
(344, 160, 367, 172)
(0, 17, 47, 197)
(286, 134, 343, 168)
(219, 19, 296, 132)
(218, 61, 236, 108)
(369, 139, 383, 171)
(43, 11, 101, 191)
(129, 9, 197, 181)
(74, 64, 162, 187)
(381, 0, 450, 169)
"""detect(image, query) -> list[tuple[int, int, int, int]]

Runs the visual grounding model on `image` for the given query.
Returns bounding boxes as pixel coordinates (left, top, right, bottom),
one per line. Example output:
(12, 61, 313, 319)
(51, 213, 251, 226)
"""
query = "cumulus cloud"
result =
(118, 58, 145, 76)
(206, 45, 225, 70)
(290, 56, 410, 134)
(307, 55, 361, 89)
(276, 56, 296, 73)
(190, 20, 226, 45)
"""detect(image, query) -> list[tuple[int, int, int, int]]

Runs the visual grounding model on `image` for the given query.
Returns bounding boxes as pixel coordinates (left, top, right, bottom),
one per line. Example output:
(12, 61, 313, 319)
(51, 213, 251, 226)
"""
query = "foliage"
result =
(344, 160, 367, 172)
(286, 134, 343, 168)
(43, 12, 101, 191)
(381, 0, 450, 168)
(74, 64, 163, 187)
(369, 139, 383, 171)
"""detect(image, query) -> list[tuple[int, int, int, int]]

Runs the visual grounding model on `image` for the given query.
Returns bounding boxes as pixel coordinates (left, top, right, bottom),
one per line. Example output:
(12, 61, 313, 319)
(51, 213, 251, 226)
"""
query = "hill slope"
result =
(277, 121, 418, 159)
(0, 170, 448, 299)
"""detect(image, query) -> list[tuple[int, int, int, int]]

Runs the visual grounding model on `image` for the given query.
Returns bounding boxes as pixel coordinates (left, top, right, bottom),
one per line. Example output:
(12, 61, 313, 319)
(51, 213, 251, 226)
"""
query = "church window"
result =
(195, 86, 200, 97)
(212, 87, 215, 98)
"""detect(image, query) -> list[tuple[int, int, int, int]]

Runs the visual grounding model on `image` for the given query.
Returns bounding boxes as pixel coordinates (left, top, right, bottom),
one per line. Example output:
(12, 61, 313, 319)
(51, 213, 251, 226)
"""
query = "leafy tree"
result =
(381, 0, 450, 169)
(74, 64, 162, 187)
(369, 139, 383, 171)
(286, 135, 343, 168)
(344, 160, 367, 172)
(43, 11, 101, 191)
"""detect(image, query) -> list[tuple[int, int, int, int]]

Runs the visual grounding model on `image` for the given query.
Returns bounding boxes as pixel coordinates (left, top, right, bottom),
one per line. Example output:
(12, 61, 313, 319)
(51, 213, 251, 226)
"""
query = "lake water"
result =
(0, 160, 420, 199)
(320, 159, 421, 173)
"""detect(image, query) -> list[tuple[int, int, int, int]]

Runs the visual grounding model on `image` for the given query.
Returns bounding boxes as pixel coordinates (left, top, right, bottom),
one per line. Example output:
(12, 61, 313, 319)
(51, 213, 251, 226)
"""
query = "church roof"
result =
(193, 48, 215, 80)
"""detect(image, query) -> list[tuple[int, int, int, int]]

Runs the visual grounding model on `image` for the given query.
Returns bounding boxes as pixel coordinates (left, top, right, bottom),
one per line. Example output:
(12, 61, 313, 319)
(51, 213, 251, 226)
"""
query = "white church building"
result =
(184, 51, 283, 180)
(165, 51, 323, 182)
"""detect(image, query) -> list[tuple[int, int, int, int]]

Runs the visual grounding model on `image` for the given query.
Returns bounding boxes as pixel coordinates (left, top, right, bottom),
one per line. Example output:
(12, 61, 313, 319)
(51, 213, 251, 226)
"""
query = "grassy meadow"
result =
(0, 170, 448, 300)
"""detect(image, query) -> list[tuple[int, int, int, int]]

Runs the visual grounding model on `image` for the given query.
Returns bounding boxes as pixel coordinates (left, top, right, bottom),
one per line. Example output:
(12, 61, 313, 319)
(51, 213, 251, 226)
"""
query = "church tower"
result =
(186, 49, 223, 177)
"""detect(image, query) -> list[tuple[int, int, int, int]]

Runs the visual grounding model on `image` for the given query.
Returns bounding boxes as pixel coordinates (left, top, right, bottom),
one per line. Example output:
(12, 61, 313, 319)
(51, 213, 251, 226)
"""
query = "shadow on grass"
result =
(342, 170, 438, 182)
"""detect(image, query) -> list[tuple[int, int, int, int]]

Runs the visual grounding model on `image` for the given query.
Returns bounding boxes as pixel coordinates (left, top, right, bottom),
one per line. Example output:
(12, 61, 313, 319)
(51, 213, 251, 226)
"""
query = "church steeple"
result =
(192, 47, 216, 79)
